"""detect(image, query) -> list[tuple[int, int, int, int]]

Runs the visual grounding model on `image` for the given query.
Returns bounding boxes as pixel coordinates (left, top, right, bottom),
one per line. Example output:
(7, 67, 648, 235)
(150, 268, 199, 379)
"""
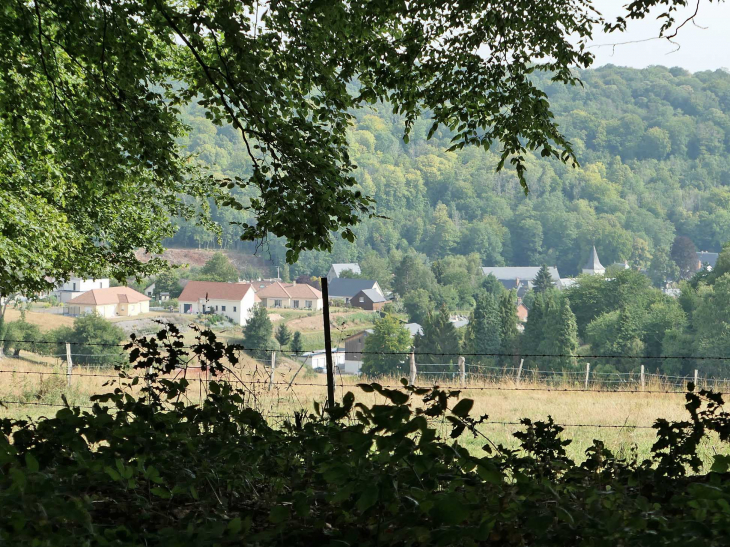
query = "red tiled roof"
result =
(178, 281, 254, 302)
(68, 287, 150, 306)
(256, 282, 291, 299)
(256, 281, 322, 300)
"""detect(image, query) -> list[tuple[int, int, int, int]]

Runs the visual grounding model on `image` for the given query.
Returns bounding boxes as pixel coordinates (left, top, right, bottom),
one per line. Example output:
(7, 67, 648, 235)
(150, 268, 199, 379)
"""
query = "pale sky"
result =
(588, 0, 730, 72)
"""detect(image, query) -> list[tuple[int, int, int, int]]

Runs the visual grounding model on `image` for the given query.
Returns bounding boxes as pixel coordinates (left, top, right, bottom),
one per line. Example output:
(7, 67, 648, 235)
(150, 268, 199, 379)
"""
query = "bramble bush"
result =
(2, 324, 730, 545)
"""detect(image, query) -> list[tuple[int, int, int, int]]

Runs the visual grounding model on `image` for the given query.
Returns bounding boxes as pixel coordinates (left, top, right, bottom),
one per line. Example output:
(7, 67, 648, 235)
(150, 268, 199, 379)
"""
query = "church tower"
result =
(582, 246, 605, 275)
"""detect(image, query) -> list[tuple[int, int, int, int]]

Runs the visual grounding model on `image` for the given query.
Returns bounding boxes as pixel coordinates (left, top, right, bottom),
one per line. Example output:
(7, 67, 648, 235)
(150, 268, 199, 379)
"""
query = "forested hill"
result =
(170, 65, 730, 279)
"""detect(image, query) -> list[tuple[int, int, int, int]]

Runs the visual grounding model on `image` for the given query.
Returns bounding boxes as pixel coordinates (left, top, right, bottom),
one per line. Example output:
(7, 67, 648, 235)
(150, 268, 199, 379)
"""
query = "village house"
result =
(697, 251, 719, 271)
(54, 276, 110, 303)
(255, 281, 323, 310)
(481, 266, 562, 294)
(328, 278, 384, 305)
(297, 349, 346, 372)
(66, 286, 149, 317)
(326, 263, 361, 283)
(178, 281, 259, 326)
(342, 329, 372, 375)
(350, 288, 389, 311)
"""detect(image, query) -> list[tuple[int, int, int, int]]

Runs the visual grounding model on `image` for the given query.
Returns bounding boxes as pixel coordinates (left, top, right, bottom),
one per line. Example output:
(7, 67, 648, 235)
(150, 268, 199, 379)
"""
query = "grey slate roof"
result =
(404, 323, 424, 336)
(583, 246, 604, 271)
(331, 263, 361, 276)
(697, 251, 719, 268)
(328, 278, 379, 298)
(360, 288, 387, 303)
(481, 266, 561, 283)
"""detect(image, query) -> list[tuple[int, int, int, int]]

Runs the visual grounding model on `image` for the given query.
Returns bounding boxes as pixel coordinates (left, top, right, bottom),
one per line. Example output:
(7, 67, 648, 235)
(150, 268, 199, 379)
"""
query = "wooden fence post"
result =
(409, 351, 416, 386)
(694, 369, 699, 388)
(641, 364, 645, 391)
(516, 358, 524, 386)
(66, 343, 73, 388)
(269, 350, 276, 391)
(584, 362, 590, 390)
(458, 356, 466, 387)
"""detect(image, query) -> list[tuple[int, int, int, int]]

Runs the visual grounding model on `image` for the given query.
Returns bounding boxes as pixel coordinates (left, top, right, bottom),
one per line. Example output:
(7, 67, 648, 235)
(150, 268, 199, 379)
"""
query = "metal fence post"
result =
(409, 351, 416, 386)
(269, 350, 276, 391)
(458, 356, 466, 387)
(66, 343, 73, 388)
(584, 362, 590, 390)
(321, 278, 335, 409)
(694, 369, 699, 388)
(516, 358, 524, 385)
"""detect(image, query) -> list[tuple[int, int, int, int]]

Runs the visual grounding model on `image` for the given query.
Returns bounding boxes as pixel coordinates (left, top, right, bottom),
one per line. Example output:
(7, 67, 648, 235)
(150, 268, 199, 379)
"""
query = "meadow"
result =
(0, 352, 722, 466)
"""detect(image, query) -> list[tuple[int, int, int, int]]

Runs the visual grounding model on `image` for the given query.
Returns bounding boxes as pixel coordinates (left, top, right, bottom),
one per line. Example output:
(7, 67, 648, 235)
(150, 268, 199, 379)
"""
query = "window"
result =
(305, 300, 312, 309)
(72, 282, 76, 291)
(359, 297, 364, 303)
(293, 300, 299, 309)
(222, 305, 226, 311)
(215, 305, 219, 311)
(233, 306, 237, 312)
(99, 281, 103, 288)
(274, 299, 282, 308)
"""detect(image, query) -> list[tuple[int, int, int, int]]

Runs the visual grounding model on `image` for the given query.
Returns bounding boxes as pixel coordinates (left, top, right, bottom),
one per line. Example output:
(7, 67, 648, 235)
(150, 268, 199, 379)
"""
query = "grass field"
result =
(0, 352, 723, 466)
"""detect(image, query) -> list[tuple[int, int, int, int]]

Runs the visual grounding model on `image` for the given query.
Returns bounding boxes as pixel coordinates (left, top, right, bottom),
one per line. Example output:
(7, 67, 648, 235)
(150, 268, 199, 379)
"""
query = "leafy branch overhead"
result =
(0, 0, 706, 293)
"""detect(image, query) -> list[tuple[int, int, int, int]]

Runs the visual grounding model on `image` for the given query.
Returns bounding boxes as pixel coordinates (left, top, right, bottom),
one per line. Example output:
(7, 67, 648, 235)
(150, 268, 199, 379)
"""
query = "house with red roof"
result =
(66, 287, 150, 318)
(255, 281, 323, 310)
(178, 281, 259, 325)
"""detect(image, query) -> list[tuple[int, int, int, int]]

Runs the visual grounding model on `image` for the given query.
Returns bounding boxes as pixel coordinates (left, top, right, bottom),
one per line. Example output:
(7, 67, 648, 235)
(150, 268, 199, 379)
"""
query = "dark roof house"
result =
(351, 288, 389, 311)
(328, 278, 383, 302)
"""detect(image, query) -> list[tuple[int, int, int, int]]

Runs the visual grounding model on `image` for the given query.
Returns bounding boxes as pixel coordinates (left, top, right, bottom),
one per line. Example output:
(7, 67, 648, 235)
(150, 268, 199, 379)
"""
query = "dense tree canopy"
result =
(0, 0, 699, 296)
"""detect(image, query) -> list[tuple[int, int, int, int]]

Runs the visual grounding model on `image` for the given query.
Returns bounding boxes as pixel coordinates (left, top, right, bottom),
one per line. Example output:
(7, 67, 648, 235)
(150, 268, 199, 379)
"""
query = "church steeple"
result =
(582, 246, 605, 275)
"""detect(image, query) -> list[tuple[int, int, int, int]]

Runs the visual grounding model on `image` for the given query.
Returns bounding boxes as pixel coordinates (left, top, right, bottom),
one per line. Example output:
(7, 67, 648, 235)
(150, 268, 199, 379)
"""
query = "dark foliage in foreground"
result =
(2, 325, 730, 545)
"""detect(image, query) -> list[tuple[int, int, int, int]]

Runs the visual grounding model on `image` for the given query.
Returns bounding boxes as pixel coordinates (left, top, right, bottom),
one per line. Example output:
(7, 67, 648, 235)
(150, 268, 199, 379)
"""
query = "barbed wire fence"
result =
(3, 275, 730, 433)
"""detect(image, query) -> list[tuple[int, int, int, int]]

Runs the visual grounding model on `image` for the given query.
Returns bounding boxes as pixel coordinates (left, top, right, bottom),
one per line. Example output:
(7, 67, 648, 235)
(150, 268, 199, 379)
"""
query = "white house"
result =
(54, 276, 110, 303)
(178, 281, 259, 326)
(326, 263, 361, 283)
(144, 283, 156, 297)
(66, 287, 149, 317)
(255, 281, 323, 310)
(298, 349, 346, 372)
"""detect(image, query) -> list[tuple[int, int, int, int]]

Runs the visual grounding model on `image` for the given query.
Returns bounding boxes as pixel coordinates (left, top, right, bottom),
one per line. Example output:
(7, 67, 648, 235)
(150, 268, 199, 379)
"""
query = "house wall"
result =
(178, 292, 255, 325)
(326, 267, 337, 284)
(58, 278, 109, 292)
(262, 296, 323, 310)
(117, 301, 150, 317)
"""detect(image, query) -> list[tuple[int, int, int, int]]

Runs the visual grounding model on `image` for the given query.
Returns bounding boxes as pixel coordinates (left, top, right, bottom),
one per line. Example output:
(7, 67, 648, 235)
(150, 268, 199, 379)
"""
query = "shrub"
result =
(2, 325, 730, 546)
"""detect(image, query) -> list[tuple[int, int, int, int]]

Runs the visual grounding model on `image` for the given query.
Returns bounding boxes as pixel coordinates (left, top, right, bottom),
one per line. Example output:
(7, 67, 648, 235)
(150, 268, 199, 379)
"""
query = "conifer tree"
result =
(243, 305, 273, 360)
(414, 306, 461, 364)
(543, 296, 579, 370)
(533, 264, 554, 293)
(522, 292, 547, 356)
(464, 292, 500, 364)
(290, 331, 304, 356)
(275, 324, 292, 349)
(498, 290, 521, 365)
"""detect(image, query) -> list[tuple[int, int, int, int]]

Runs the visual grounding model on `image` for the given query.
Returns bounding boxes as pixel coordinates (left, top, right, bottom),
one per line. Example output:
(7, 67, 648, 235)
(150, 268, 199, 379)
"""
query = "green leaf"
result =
(269, 505, 290, 524)
(431, 495, 468, 525)
(451, 399, 474, 418)
(228, 517, 242, 534)
(151, 487, 171, 499)
(24, 453, 39, 473)
(356, 484, 379, 512)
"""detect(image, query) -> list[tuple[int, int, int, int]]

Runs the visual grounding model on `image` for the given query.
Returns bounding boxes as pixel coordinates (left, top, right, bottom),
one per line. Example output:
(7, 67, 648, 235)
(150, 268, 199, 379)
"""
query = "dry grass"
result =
(3, 309, 74, 331)
(0, 355, 726, 465)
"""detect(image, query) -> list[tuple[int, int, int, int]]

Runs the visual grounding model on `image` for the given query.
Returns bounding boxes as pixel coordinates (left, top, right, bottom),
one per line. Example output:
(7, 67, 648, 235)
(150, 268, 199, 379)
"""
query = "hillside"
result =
(168, 65, 730, 279)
